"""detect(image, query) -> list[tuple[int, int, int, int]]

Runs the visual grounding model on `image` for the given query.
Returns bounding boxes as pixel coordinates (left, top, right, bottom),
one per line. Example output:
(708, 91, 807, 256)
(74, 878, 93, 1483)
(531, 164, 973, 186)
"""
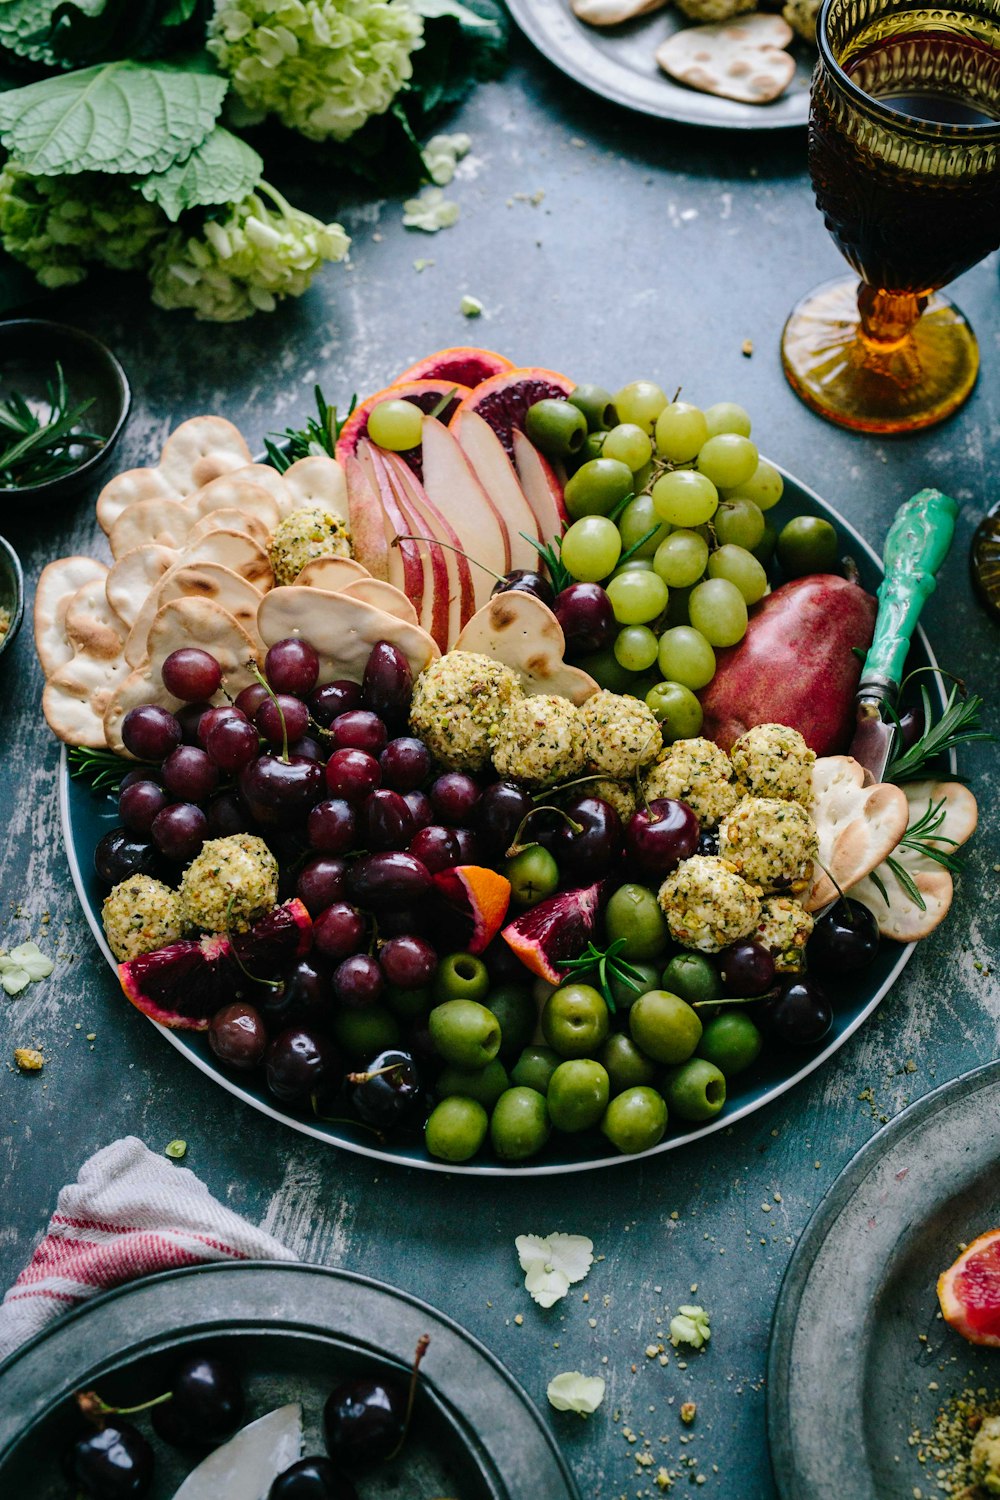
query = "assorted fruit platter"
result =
(39, 346, 983, 1172)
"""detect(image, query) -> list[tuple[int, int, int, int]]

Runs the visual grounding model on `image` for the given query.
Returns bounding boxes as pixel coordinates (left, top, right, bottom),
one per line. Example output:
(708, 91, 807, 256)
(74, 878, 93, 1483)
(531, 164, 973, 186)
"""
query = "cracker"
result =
(282, 455, 350, 522)
(34, 557, 108, 677)
(655, 15, 795, 104)
(125, 563, 263, 668)
(186, 508, 271, 549)
(96, 466, 180, 537)
(186, 475, 281, 534)
(805, 755, 909, 911)
(158, 416, 251, 494)
(454, 593, 599, 707)
(64, 579, 126, 662)
(121, 530, 272, 666)
(294, 556, 371, 589)
(105, 545, 177, 630)
(109, 498, 193, 559)
(43, 648, 132, 748)
(257, 585, 439, 686)
(339, 577, 419, 625)
(573, 0, 667, 22)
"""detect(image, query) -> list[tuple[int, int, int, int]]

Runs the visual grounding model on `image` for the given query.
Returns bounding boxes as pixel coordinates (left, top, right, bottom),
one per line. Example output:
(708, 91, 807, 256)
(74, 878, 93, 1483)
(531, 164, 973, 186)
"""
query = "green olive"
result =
(505, 845, 560, 908)
(776, 516, 839, 577)
(510, 1045, 561, 1094)
(432, 952, 490, 1004)
(697, 1011, 763, 1077)
(661, 1058, 726, 1122)
(564, 458, 634, 520)
(569, 383, 618, 432)
(629, 989, 702, 1066)
(490, 1086, 551, 1160)
(525, 398, 588, 459)
(547, 1059, 610, 1132)
(601, 1085, 668, 1154)
(600, 1033, 657, 1096)
(662, 953, 722, 1007)
(428, 998, 501, 1070)
(436, 1058, 510, 1109)
(331, 1007, 402, 1059)
(425, 1096, 489, 1162)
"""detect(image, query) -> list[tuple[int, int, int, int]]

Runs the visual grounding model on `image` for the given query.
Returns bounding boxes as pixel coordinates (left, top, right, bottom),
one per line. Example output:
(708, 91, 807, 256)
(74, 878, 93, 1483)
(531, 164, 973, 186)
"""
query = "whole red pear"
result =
(698, 573, 877, 755)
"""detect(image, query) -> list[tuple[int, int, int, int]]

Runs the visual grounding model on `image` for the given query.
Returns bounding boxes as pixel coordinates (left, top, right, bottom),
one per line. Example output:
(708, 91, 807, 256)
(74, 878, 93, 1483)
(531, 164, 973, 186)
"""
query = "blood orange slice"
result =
(334, 379, 471, 479)
(394, 347, 514, 388)
(938, 1229, 1000, 1345)
(433, 865, 512, 954)
(502, 882, 604, 984)
(450, 367, 575, 460)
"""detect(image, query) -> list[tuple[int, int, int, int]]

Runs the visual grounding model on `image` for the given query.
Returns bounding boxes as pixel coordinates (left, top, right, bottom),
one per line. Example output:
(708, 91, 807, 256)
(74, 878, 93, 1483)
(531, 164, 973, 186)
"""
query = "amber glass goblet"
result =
(782, 0, 1000, 434)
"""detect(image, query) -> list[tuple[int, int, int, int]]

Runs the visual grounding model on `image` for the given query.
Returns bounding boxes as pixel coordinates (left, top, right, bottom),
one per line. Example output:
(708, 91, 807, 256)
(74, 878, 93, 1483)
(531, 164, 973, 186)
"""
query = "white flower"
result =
(423, 131, 471, 186)
(402, 186, 460, 232)
(515, 1233, 594, 1308)
(669, 1305, 711, 1350)
(546, 1372, 606, 1416)
(0, 941, 55, 997)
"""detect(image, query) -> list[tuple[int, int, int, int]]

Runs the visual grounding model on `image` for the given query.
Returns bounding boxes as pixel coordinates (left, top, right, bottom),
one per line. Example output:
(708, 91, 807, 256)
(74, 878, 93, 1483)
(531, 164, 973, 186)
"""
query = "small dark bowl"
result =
(0, 320, 130, 503)
(0, 534, 24, 664)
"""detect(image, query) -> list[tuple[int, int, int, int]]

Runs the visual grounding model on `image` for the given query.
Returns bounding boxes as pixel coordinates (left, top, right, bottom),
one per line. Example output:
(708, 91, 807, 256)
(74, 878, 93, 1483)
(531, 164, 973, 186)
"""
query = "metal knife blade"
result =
(848, 698, 896, 784)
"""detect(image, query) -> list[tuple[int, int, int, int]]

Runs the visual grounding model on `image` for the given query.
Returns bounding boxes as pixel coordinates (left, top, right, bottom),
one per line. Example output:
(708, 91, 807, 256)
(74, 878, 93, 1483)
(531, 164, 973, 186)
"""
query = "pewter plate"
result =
(768, 1061, 1000, 1499)
(505, 0, 812, 130)
(0, 1261, 579, 1499)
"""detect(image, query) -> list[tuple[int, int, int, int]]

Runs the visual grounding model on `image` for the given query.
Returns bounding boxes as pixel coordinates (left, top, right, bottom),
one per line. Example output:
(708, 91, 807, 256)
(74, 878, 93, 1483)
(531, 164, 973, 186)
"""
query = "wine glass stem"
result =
(857, 284, 929, 347)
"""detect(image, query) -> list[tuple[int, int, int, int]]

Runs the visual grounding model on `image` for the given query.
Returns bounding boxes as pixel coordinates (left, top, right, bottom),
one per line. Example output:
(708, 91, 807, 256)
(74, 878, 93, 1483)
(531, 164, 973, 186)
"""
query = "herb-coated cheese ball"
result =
(409, 651, 523, 772)
(102, 875, 184, 962)
(493, 694, 586, 788)
(730, 723, 816, 806)
(644, 737, 737, 827)
(719, 796, 818, 894)
(658, 855, 761, 954)
(179, 833, 278, 934)
(268, 506, 352, 586)
(584, 778, 638, 824)
(782, 0, 821, 38)
(971, 1415, 1000, 1497)
(579, 690, 661, 779)
(753, 896, 814, 973)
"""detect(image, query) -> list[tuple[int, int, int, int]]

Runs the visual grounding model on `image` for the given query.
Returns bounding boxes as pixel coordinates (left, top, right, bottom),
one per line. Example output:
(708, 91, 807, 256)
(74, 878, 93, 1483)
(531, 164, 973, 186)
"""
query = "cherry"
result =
(209, 1003, 268, 1070)
(310, 680, 362, 727)
(269, 1457, 357, 1500)
(325, 748, 381, 804)
(69, 1420, 153, 1498)
(475, 781, 534, 858)
(491, 569, 555, 608)
(162, 746, 219, 802)
(118, 781, 168, 837)
(239, 755, 323, 826)
(162, 648, 222, 702)
(297, 857, 348, 916)
(553, 582, 615, 655)
(720, 941, 775, 997)
(323, 1380, 406, 1468)
(176, 701, 213, 746)
(313, 902, 366, 961)
(625, 798, 699, 878)
(551, 795, 622, 875)
(402, 790, 433, 830)
(235, 683, 271, 719)
(265, 1028, 338, 1104)
(757, 978, 833, 1047)
(379, 935, 436, 989)
(197, 704, 246, 746)
(151, 1353, 244, 1447)
(361, 641, 413, 730)
(429, 772, 480, 825)
(265, 637, 320, 697)
(333, 954, 384, 1009)
(256, 695, 310, 747)
(379, 737, 432, 793)
(205, 716, 259, 773)
(275, 959, 334, 1028)
(307, 799, 357, 855)
(364, 789, 416, 851)
(347, 853, 432, 910)
(150, 803, 208, 862)
(348, 1049, 422, 1132)
(330, 710, 388, 756)
(808, 898, 879, 973)
(407, 824, 467, 875)
(121, 704, 181, 761)
(206, 791, 254, 838)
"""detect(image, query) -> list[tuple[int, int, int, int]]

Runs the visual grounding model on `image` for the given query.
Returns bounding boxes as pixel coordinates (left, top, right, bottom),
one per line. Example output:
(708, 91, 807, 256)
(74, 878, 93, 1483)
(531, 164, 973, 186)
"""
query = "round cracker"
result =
(96, 466, 179, 536)
(454, 593, 598, 707)
(34, 556, 108, 677)
(805, 755, 909, 912)
(125, 563, 263, 668)
(187, 509, 270, 549)
(43, 648, 131, 748)
(294, 556, 370, 589)
(257, 585, 438, 686)
(64, 580, 126, 662)
(282, 455, 349, 522)
(105, 544, 178, 630)
(109, 497, 194, 559)
(339, 577, 419, 626)
(187, 476, 281, 533)
(158, 417, 251, 494)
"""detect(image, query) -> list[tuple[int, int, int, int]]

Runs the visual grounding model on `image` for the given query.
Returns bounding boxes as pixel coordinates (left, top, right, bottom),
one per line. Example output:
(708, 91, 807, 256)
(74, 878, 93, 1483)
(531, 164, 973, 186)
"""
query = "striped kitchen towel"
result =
(0, 1136, 295, 1363)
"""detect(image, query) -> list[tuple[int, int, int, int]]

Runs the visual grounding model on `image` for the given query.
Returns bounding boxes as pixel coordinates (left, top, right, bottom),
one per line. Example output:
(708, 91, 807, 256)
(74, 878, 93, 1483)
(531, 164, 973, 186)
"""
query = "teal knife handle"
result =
(860, 488, 958, 702)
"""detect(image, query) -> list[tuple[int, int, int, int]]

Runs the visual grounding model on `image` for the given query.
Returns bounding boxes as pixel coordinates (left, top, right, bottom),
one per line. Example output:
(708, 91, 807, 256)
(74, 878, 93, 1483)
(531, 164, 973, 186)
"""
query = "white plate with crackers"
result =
(506, 0, 813, 129)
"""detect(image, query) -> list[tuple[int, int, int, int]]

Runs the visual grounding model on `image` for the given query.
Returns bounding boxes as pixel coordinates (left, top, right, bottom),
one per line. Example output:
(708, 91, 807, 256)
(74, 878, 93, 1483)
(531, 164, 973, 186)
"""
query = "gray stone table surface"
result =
(0, 32, 998, 1500)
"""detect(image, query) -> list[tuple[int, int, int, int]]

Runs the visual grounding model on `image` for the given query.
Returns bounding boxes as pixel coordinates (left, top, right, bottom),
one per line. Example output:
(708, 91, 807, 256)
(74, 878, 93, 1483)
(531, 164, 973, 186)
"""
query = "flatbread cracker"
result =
(294, 556, 371, 589)
(96, 466, 180, 537)
(105, 545, 178, 630)
(282, 456, 350, 522)
(34, 557, 108, 677)
(186, 475, 281, 533)
(64, 580, 126, 662)
(257, 585, 438, 686)
(656, 15, 795, 104)
(109, 498, 193, 559)
(125, 563, 263, 668)
(454, 593, 599, 707)
(805, 755, 909, 911)
(186, 508, 271, 549)
(339, 577, 419, 625)
(43, 648, 132, 748)
(158, 417, 251, 494)
(572, 0, 667, 22)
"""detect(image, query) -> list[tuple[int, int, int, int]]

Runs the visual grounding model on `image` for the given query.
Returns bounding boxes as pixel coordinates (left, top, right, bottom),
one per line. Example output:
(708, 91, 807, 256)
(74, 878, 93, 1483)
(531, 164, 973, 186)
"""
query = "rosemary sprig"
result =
(520, 530, 571, 593)
(264, 386, 356, 472)
(67, 745, 144, 793)
(0, 363, 103, 488)
(885, 682, 994, 784)
(560, 938, 650, 1013)
(868, 794, 965, 915)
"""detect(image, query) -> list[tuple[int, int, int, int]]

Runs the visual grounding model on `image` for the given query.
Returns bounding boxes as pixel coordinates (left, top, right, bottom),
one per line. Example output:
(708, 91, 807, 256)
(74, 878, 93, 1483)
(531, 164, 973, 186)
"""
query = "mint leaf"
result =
(139, 126, 263, 221)
(0, 62, 227, 177)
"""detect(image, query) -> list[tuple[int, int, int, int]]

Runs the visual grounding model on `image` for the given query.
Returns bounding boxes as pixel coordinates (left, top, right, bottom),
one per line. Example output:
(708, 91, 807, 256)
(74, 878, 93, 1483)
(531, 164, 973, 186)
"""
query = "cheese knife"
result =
(849, 488, 958, 783)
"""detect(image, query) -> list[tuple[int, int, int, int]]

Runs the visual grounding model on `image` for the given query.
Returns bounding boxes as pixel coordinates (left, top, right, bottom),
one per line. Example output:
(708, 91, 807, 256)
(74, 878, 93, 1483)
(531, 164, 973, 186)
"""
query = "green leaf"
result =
(0, 62, 227, 177)
(885, 855, 927, 912)
(138, 126, 262, 221)
(0, 0, 103, 65)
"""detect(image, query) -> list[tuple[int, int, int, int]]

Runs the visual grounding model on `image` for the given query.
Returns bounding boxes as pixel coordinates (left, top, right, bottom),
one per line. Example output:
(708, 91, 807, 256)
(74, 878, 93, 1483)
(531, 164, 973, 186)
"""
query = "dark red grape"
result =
(288, 734, 324, 763)
(475, 781, 534, 858)
(205, 716, 260, 773)
(162, 648, 222, 702)
(379, 935, 436, 989)
(151, 803, 208, 862)
(552, 795, 622, 875)
(808, 898, 879, 973)
(379, 737, 432, 793)
(491, 569, 555, 608)
(209, 1003, 268, 1070)
(70, 1420, 153, 1498)
(120, 767, 162, 791)
(176, 701, 213, 746)
(265, 1028, 338, 1104)
(349, 1048, 421, 1130)
(265, 637, 320, 697)
(554, 582, 615, 655)
(313, 902, 366, 960)
(206, 791, 253, 838)
(119, 780, 168, 836)
(197, 705, 245, 746)
(347, 852, 432, 909)
(333, 954, 384, 1009)
(162, 745, 219, 802)
(151, 1354, 244, 1447)
(757, 978, 832, 1047)
(720, 941, 775, 997)
(402, 790, 433, 830)
(310, 680, 362, 727)
(331, 710, 387, 756)
(324, 1379, 405, 1468)
(256, 694, 310, 746)
(407, 825, 466, 875)
(234, 683, 270, 718)
(325, 748, 380, 804)
(364, 789, 416, 851)
(429, 772, 481, 825)
(121, 704, 181, 761)
(297, 857, 348, 916)
(239, 755, 323, 825)
(361, 641, 412, 729)
(94, 830, 158, 885)
(269, 1457, 357, 1500)
(307, 799, 356, 855)
(625, 799, 699, 878)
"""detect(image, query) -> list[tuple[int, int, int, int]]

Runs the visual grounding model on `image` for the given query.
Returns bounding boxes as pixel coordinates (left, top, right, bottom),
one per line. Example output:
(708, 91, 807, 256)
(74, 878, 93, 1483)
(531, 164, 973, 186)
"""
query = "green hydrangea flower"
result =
(207, 0, 424, 142)
(0, 164, 167, 289)
(148, 181, 350, 321)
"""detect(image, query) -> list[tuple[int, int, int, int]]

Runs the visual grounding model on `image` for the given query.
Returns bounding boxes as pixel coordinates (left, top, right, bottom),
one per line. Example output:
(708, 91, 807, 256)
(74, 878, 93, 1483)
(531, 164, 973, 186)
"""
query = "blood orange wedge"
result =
(433, 865, 512, 954)
(394, 347, 514, 388)
(938, 1230, 1000, 1346)
(335, 379, 471, 479)
(450, 367, 575, 460)
(502, 882, 603, 985)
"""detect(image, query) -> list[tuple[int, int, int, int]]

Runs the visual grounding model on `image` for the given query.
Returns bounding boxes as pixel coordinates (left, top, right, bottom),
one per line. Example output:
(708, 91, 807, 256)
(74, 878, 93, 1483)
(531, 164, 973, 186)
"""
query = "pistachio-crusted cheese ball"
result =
(493, 694, 586, 788)
(658, 855, 761, 954)
(102, 875, 184, 963)
(179, 834, 279, 934)
(585, 778, 638, 824)
(719, 796, 818, 895)
(754, 896, 814, 974)
(644, 737, 737, 827)
(782, 0, 821, 38)
(410, 651, 523, 772)
(579, 689, 661, 779)
(972, 1415, 1000, 1496)
(268, 505, 352, 586)
(730, 723, 816, 806)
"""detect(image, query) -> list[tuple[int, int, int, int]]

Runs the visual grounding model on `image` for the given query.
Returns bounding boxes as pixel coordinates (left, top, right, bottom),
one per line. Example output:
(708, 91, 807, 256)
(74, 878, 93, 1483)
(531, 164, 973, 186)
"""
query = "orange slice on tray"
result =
(432, 865, 511, 954)
(938, 1230, 1000, 1346)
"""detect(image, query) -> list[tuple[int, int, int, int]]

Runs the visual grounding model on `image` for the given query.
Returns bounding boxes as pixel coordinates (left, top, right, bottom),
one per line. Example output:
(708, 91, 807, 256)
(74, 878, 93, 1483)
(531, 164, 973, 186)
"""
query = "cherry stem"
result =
(76, 1389, 173, 1426)
(248, 662, 290, 763)
(393, 534, 500, 581)
(692, 988, 780, 1010)
(346, 1063, 404, 1086)
(385, 1334, 431, 1464)
(507, 805, 582, 858)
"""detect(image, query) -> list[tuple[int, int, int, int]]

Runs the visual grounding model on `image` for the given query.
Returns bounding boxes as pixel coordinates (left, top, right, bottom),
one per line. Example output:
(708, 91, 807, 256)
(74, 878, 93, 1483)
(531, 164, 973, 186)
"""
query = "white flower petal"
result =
(546, 1372, 606, 1415)
(524, 1266, 570, 1308)
(546, 1233, 594, 1285)
(515, 1234, 551, 1274)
